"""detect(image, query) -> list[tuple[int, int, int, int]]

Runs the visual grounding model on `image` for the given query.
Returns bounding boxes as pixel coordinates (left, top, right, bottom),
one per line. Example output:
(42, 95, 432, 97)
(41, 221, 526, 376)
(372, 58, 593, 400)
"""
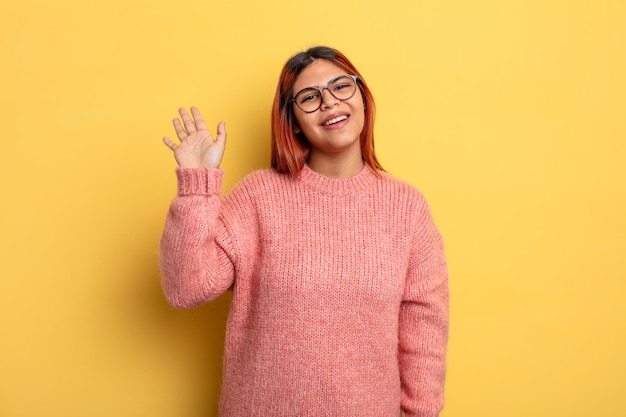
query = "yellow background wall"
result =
(1, 0, 624, 416)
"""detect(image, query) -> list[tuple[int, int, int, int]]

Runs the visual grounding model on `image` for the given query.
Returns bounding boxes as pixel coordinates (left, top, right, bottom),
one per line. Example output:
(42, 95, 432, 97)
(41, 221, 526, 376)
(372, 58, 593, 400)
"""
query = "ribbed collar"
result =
(297, 164, 379, 197)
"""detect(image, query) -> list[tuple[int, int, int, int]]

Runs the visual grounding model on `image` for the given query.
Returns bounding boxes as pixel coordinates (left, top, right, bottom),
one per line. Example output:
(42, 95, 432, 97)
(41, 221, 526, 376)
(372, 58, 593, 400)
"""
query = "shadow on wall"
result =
(114, 224, 232, 415)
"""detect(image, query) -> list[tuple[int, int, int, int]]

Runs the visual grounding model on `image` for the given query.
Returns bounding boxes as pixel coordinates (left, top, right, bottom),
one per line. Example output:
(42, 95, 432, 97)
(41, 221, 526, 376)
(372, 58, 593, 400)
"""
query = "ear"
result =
(294, 125, 301, 134)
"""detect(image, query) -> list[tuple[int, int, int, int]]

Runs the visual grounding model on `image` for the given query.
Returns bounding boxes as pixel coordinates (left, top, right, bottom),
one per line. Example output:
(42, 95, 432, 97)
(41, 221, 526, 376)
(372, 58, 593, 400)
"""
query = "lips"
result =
(322, 114, 349, 127)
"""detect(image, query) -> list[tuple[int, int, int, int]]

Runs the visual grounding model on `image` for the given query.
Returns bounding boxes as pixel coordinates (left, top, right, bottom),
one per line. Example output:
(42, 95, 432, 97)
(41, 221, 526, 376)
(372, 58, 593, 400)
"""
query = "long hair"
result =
(271, 46, 383, 175)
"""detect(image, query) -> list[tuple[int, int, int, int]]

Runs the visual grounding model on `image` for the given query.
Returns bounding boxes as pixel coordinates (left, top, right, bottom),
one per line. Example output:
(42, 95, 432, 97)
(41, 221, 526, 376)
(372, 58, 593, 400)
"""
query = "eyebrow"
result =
(295, 74, 345, 92)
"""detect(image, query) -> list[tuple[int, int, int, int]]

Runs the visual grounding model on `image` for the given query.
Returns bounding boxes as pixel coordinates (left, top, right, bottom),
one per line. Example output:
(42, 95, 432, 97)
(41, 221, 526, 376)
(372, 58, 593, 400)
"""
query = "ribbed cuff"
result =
(175, 167, 223, 196)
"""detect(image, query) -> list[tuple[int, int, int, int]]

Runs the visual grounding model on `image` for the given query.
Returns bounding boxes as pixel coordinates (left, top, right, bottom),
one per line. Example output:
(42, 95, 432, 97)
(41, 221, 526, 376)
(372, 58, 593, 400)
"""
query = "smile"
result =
(322, 115, 349, 126)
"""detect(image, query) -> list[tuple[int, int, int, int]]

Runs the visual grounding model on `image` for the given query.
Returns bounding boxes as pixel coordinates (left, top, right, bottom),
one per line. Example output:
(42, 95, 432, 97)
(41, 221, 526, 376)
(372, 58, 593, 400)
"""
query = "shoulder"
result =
(376, 172, 445, 253)
(375, 170, 428, 207)
(237, 168, 289, 190)
(373, 170, 440, 234)
(225, 168, 291, 201)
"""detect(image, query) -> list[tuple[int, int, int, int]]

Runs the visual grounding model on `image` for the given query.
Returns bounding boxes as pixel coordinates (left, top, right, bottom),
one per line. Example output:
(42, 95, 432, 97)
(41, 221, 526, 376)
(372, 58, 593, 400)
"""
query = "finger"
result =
(172, 118, 188, 140)
(178, 108, 197, 133)
(190, 107, 208, 132)
(215, 121, 227, 145)
(162, 136, 178, 151)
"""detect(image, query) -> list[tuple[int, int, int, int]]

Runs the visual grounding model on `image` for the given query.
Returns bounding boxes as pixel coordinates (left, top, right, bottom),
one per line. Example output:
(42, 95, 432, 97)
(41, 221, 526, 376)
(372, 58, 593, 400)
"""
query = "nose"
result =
(320, 87, 339, 110)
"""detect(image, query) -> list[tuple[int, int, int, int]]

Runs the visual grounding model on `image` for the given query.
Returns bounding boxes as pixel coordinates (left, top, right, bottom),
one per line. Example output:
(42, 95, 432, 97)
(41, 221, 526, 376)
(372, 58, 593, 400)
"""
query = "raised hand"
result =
(162, 107, 226, 168)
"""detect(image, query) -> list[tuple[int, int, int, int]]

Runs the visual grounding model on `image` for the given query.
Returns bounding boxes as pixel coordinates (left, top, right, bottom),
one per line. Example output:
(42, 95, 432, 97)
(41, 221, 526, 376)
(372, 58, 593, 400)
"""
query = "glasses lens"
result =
(329, 75, 357, 100)
(293, 75, 358, 112)
(295, 88, 321, 113)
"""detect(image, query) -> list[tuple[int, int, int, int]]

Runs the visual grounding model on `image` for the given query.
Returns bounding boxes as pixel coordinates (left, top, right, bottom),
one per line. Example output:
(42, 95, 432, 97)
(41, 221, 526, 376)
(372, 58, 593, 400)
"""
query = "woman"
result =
(160, 46, 449, 417)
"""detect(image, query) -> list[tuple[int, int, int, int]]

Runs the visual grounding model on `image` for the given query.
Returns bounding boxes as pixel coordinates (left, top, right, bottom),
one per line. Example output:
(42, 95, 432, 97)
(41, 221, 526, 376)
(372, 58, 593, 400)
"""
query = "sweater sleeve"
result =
(159, 167, 239, 309)
(399, 195, 449, 417)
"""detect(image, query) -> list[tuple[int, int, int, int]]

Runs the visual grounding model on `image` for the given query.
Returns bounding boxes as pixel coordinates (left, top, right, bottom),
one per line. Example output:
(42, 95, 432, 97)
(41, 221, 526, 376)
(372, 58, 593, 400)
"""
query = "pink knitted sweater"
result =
(160, 164, 449, 417)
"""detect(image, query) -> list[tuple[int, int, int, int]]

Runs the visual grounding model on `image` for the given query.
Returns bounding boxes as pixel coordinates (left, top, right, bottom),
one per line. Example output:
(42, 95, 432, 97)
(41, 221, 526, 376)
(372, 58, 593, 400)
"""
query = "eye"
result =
(298, 89, 319, 104)
(333, 82, 351, 91)
(330, 76, 356, 95)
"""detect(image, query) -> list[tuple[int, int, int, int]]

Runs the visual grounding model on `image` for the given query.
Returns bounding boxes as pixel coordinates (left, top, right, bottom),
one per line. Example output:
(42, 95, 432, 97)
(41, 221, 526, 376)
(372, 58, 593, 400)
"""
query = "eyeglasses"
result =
(291, 74, 359, 113)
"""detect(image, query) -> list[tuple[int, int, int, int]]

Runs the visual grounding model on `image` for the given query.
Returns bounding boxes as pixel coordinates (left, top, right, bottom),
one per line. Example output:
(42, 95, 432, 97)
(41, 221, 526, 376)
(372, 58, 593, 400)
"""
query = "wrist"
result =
(175, 167, 223, 196)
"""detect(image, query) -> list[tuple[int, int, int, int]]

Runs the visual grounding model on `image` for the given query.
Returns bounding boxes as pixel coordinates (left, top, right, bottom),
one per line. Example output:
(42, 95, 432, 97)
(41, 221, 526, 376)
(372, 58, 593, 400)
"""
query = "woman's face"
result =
(291, 59, 365, 159)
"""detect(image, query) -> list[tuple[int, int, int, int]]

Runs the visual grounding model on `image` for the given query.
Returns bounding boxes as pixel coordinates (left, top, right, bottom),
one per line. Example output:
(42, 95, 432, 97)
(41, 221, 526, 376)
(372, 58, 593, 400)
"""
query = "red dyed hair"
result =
(271, 46, 383, 176)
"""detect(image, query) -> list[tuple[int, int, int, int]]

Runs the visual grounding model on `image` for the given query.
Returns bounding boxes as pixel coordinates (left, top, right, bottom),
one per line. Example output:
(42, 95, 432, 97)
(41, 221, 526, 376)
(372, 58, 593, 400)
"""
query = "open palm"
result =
(163, 107, 226, 168)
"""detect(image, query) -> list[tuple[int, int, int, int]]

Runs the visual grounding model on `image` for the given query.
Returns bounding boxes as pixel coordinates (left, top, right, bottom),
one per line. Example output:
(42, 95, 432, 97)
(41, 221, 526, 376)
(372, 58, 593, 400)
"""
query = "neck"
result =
(307, 148, 365, 179)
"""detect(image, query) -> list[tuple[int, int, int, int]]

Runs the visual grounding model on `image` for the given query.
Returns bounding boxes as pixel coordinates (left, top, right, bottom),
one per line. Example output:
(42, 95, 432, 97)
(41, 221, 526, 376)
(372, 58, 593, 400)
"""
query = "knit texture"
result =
(160, 165, 449, 417)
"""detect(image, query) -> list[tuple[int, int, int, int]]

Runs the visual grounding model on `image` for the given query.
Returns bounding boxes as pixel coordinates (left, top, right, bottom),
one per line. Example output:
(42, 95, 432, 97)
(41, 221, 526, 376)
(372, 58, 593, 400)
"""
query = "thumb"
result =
(215, 121, 227, 145)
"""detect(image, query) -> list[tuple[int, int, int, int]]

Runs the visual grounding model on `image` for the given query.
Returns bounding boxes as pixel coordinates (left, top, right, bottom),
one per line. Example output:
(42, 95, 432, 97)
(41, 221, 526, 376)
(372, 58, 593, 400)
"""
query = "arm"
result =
(400, 196, 449, 417)
(160, 107, 235, 308)
(160, 167, 236, 309)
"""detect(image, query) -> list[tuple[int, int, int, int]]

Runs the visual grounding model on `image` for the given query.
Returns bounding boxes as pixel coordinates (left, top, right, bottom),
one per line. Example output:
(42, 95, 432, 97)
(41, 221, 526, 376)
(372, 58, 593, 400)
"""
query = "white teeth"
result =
(323, 115, 348, 126)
